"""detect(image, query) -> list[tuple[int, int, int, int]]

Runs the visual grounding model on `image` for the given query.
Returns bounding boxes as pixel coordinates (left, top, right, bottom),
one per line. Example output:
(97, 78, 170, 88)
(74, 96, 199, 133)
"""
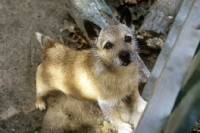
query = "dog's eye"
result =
(104, 42, 113, 49)
(124, 36, 132, 43)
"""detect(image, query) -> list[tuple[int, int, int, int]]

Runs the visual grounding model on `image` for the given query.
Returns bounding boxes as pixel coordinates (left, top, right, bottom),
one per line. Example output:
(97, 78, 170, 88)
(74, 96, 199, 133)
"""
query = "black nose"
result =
(119, 51, 131, 66)
(119, 51, 130, 60)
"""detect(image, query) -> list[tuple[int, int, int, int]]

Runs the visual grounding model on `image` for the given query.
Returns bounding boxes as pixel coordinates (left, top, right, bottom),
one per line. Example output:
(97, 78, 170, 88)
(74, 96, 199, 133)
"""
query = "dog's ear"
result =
(84, 19, 101, 44)
(120, 6, 132, 28)
(120, 6, 135, 33)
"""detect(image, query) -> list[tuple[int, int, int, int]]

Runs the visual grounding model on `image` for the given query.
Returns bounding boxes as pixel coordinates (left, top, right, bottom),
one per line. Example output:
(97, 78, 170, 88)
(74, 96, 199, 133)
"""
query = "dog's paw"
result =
(115, 122, 134, 133)
(113, 121, 134, 133)
(35, 101, 46, 111)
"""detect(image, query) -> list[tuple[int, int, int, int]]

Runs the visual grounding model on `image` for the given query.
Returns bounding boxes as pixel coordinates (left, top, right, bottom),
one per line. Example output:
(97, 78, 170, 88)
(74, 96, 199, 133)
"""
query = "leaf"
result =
(101, 121, 115, 133)
(97, 117, 104, 125)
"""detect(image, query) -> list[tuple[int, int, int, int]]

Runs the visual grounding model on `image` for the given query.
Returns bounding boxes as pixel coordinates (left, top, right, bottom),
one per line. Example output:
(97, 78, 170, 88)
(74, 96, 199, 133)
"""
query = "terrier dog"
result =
(35, 8, 146, 133)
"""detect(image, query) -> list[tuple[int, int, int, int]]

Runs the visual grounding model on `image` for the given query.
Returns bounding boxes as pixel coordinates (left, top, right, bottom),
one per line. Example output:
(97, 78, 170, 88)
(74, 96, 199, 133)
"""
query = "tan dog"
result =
(35, 8, 146, 133)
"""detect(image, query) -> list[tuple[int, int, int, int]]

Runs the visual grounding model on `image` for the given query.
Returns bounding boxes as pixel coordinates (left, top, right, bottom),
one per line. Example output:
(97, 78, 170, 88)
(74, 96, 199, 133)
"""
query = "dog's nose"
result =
(119, 51, 130, 60)
(119, 51, 131, 66)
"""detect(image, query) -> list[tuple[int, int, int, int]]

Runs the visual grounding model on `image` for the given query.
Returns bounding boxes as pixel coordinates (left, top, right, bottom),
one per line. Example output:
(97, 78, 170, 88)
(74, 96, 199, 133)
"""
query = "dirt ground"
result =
(0, 0, 77, 132)
(0, 0, 159, 133)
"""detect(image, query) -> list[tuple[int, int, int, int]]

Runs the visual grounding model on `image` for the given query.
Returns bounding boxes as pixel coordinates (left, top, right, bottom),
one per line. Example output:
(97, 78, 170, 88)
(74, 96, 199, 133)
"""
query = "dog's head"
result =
(86, 7, 137, 67)
(96, 23, 136, 67)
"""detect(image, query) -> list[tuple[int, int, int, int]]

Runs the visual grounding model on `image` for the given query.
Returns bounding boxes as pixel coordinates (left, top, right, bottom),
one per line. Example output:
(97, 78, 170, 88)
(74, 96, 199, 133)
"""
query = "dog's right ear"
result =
(35, 32, 55, 49)
(84, 19, 101, 44)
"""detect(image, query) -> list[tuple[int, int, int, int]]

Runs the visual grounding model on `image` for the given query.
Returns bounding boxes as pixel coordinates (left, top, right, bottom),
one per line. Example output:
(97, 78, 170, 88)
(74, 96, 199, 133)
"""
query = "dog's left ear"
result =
(120, 6, 133, 28)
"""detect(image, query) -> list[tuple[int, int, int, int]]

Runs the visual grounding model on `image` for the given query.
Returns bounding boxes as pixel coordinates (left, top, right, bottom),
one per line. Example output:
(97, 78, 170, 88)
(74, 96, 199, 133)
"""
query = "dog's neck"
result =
(90, 50, 138, 99)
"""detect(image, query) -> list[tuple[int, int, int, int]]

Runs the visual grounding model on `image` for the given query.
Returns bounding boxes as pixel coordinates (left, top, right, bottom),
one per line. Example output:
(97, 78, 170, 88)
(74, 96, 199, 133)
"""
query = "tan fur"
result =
(35, 23, 146, 133)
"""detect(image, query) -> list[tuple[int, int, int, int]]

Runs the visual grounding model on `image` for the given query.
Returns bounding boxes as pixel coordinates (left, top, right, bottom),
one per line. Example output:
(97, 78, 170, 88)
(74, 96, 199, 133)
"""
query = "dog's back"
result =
(35, 33, 101, 101)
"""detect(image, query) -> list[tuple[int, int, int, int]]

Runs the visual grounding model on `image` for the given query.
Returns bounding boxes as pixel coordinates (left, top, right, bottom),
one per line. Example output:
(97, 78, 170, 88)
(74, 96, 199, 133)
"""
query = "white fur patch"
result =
(137, 96, 147, 113)
(35, 102, 46, 111)
(113, 57, 122, 66)
(98, 98, 119, 107)
(36, 88, 44, 95)
(98, 98, 118, 120)
(35, 32, 42, 43)
(115, 121, 133, 133)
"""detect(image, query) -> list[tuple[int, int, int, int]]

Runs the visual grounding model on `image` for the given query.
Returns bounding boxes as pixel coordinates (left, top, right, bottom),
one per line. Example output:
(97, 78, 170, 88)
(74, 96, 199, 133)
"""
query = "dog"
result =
(35, 7, 146, 133)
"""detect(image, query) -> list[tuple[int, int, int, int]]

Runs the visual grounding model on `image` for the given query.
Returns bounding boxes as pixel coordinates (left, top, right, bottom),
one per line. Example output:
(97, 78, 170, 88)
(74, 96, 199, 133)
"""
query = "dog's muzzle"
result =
(119, 51, 133, 66)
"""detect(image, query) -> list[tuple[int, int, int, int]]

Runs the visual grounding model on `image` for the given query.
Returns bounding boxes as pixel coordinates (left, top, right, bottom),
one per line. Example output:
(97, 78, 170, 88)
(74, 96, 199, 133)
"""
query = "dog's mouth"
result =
(122, 61, 131, 66)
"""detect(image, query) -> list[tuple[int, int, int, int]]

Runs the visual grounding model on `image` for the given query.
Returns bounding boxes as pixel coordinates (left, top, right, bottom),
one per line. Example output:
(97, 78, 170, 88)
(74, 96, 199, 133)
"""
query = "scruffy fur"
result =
(35, 22, 146, 132)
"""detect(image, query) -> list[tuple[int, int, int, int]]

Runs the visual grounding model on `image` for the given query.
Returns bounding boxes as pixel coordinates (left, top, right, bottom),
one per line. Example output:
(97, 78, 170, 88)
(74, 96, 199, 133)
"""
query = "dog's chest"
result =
(97, 71, 137, 98)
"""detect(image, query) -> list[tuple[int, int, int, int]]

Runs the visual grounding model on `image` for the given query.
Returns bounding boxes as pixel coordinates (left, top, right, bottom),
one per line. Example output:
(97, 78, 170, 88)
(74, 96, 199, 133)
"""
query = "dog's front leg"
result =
(131, 89, 147, 113)
(136, 95, 147, 113)
(98, 99, 133, 133)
